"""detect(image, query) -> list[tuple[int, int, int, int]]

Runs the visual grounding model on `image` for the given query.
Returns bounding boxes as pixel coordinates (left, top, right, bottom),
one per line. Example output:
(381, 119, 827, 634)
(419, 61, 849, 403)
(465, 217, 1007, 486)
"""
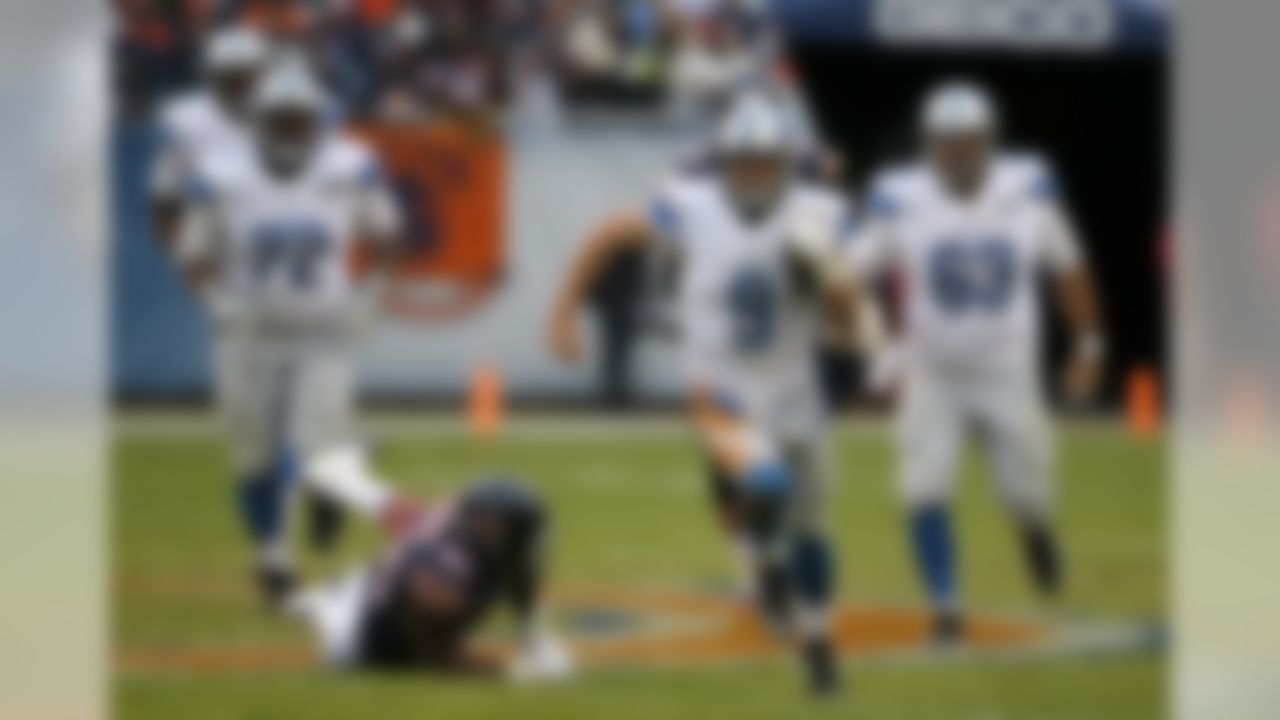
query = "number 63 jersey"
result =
(848, 153, 1084, 377)
(650, 173, 848, 439)
(178, 133, 400, 336)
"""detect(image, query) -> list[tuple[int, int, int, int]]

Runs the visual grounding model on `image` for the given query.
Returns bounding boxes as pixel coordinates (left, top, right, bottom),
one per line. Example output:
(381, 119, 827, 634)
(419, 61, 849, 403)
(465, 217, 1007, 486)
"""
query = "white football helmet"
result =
(920, 80, 998, 137)
(251, 56, 327, 174)
(715, 91, 793, 155)
(252, 56, 325, 117)
(714, 92, 795, 216)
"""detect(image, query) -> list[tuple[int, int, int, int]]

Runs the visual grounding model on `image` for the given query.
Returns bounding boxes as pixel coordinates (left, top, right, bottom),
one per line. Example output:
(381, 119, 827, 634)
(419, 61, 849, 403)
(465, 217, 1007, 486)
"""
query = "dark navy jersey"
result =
(356, 501, 502, 667)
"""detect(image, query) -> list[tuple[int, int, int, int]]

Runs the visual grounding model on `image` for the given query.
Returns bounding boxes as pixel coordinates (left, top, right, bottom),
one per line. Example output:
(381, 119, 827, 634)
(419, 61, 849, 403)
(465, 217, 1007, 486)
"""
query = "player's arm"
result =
(337, 154, 407, 336)
(353, 157, 405, 272)
(1042, 204, 1105, 405)
(353, 157, 406, 292)
(398, 567, 506, 677)
(174, 195, 255, 333)
(811, 258, 866, 353)
(172, 190, 221, 301)
(820, 280, 895, 394)
(819, 282, 858, 350)
(840, 203, 901, 397)
(547, 209, 656, 364)
(501, 537, 574, 683)
(402, 555, 568, 682)
(783, 197, 865, 349)
(148, 122, 190, 250)
(149, 193, 184, 252)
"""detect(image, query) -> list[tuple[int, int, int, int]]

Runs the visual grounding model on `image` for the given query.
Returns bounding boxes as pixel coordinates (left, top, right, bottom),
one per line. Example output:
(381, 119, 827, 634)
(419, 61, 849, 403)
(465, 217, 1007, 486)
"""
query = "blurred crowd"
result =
(114, 0, 779, 126)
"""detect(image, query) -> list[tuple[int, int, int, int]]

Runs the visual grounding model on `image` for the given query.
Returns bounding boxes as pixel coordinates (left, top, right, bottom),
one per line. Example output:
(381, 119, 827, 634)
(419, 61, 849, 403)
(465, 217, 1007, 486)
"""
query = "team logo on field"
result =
(117, 586, 1163, 672)
(557, 589, 1051, 665)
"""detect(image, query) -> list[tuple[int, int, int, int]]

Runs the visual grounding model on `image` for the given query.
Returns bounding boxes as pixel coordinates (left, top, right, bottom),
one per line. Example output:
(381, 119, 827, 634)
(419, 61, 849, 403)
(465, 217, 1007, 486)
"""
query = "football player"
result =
(174, 57, 402, 605)
(547, 92, 854, 697)
(286, 471, 573, 680)
(845, 80, 1104, 642)
(150, 25, 270, 249)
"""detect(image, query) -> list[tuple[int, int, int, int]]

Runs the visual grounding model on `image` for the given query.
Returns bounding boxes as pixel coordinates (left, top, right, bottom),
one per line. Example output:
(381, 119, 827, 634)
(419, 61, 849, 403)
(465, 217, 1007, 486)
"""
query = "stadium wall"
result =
(112, 123, 693, 402)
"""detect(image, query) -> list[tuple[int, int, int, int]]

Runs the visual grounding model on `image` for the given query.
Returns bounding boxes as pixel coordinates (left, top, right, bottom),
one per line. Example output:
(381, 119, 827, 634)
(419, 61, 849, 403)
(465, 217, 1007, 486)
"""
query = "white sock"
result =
(517, 604, 550, 648)
(304, 445, 392, 518)
(284, 585, 322, 622)
(794, 603, 831, 643)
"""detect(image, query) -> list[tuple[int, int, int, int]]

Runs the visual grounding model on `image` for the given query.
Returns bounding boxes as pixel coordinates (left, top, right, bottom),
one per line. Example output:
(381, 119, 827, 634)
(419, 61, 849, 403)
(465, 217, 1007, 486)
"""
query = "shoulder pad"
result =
(997, 151, 1059, 202)
(866, 162, 924, 220)
(318, 134, 383, 184)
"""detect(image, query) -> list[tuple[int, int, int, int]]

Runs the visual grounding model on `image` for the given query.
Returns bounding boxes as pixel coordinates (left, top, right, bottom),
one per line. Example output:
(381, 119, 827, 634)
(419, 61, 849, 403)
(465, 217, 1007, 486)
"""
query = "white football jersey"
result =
(150, 91, 250, 199)
(650, 172, 848, 436)
(179, 132, 400, 333)
(848, 153, 1083, 375)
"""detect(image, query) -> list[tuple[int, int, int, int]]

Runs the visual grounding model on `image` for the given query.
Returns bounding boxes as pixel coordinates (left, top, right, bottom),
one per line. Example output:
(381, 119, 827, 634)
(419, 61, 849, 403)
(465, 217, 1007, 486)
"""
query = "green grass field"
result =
(114, 415, 1165, 719)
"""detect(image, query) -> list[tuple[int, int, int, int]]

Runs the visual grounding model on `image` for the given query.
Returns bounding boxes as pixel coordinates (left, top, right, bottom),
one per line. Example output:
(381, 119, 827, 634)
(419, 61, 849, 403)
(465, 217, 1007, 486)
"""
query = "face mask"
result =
(256, 112, 318, 177)
(929, 133, 993, 196)
(260, 139, 311, 177)
(723, 157, 788, 221)
(730, 186, 779, 221)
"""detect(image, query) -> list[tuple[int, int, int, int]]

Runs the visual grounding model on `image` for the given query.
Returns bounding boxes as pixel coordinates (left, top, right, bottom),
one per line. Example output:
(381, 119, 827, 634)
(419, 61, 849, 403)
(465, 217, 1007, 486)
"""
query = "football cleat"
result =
(256, 564, 298, 610)
(306, 490, 347, 554)
(508, 631, 576, 684)
(803, 638, 842, 699)
(931, 610, 965, 647)
(757, 562, 794, 638)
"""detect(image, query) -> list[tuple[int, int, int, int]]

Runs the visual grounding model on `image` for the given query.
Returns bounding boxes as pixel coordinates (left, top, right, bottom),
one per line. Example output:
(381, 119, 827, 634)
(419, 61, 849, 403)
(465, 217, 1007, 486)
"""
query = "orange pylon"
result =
(1125, 365, 1161, 439)
(468, 363, 504, 438)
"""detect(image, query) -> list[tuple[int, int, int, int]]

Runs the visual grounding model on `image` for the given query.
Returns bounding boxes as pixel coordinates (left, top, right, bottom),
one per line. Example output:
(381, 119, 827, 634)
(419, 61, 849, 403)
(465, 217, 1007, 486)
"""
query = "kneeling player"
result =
(287, 470, 573, 679)
(548, 92, 854, 696)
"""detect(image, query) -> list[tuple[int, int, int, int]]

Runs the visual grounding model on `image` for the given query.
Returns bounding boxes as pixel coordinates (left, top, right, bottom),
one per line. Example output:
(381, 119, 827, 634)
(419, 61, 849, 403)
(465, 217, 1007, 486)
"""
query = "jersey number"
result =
(251, 220, 331, 290)
(727, 267, 777, 354)
(928, 238, 1016, 313)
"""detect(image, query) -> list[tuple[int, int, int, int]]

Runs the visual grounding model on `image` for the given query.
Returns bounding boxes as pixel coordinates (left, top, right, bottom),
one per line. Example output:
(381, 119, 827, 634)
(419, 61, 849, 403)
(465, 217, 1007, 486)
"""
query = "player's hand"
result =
(205, 289, 246, 331)
(547, 304, 583, 365)
(1061, 352, 1102, 407)
(347, 276, 390, 339)
(785, 214, 842, 291)
(379, 495, 423, 539)
(864, 343, 903, 406)
(508, 630, 576, 684)
(343, 302, 376, 340)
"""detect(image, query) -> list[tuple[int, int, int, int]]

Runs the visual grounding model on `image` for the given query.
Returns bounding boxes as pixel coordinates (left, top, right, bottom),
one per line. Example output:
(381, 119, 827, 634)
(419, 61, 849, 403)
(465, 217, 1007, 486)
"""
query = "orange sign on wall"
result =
(348, 122, 507, 322)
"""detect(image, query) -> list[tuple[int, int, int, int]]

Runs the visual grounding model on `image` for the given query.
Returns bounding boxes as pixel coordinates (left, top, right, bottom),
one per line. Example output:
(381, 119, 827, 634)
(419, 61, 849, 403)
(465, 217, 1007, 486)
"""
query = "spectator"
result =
(668, 16, 753, 112)
(114, 0, 202, 116)
(112, 0, 782, 124)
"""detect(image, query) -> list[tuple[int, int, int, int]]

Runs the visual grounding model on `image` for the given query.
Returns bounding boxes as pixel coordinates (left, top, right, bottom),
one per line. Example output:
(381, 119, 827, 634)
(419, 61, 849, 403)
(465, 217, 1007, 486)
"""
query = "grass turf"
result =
(114, 417, 1164, 719)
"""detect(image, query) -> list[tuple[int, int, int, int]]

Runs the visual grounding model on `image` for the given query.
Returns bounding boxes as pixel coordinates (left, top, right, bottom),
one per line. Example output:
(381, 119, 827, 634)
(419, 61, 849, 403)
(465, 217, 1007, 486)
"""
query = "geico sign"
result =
(874, 0, 1117, 51)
